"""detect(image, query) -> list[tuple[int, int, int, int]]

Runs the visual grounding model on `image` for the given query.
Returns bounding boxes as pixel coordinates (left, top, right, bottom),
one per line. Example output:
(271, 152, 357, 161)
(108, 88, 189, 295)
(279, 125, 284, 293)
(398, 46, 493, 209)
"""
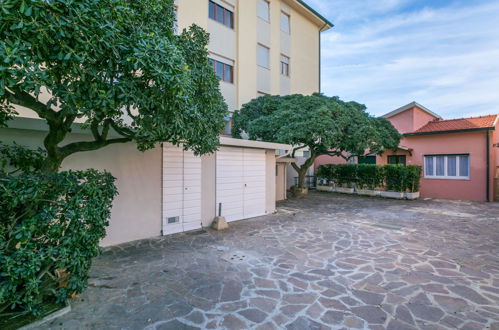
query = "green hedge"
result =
(317, 164, 421, 192)
(0, 170, 117, 317)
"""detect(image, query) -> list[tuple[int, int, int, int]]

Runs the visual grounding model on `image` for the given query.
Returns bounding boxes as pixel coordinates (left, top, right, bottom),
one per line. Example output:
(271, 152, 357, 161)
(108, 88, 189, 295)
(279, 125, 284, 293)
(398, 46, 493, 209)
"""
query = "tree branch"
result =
(290, 162, 300, 172)
(291, 145, 307, 158)
(109, 121, 136, 138)
(60, 137, 132, 158)
(5, 88, 58, 122)
(90, 120, 101, 141)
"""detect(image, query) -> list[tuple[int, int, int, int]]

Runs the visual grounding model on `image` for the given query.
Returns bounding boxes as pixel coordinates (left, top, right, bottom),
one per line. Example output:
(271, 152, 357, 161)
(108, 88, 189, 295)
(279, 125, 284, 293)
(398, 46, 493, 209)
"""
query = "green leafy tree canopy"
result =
(232, 94, 401, 190)
(0, 0, 227, 172)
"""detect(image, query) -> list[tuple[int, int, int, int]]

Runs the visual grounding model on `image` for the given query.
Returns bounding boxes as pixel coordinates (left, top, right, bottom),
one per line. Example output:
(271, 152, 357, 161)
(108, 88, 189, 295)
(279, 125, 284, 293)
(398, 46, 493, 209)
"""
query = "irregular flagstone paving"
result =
(43, 193, 499, 330)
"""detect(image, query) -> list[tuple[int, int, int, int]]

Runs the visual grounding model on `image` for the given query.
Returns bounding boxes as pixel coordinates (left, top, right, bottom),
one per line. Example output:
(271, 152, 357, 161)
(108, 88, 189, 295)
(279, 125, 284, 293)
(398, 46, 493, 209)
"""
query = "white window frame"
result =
(258, 0, 270, 22)
(209, 0, 235, 29)
(424, 154, 470, 180)
(173, 7, 178, 34)
(280, 11, 290, 33)
(280, 54, 290, 76)
(257, 44, 270, 69)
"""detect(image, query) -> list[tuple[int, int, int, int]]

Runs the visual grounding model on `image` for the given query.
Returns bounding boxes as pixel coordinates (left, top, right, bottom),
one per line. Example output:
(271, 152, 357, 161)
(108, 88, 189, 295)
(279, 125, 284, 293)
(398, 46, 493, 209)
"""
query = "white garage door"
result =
(162, 145, 202, 235)
(216, 147, 266, 222)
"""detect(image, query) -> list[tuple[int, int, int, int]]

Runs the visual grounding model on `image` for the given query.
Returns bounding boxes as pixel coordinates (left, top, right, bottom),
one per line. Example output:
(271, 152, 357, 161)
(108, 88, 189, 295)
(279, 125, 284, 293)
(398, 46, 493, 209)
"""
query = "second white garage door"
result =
(216, 147, 267, 222)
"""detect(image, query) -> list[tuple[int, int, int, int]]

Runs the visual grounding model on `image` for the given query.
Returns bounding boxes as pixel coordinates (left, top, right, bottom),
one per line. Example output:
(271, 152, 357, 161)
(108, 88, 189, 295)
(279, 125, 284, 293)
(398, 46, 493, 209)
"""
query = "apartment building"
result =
(1, 0, 332, 246)
(176, 0, 333, 133)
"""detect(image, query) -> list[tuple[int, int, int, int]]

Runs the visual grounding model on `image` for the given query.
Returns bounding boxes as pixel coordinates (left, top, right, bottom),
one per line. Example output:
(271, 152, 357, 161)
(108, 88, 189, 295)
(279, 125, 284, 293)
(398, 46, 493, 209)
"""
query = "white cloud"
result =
(312, 0, 499, 118)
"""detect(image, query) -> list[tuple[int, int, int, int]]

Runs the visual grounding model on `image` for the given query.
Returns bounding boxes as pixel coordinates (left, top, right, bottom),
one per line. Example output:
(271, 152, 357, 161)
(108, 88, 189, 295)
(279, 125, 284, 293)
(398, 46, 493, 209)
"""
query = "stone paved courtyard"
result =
(43, 192, 499, 330)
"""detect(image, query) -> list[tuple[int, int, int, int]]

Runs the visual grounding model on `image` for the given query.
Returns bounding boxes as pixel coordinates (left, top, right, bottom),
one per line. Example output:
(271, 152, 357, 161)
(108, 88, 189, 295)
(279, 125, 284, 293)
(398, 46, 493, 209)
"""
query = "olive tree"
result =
(0, 0, 227, 173)
(232, 94, 401, 193)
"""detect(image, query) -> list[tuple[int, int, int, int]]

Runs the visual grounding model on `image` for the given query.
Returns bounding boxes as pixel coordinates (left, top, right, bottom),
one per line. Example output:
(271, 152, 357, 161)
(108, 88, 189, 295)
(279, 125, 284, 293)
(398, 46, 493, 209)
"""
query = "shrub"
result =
(317, 163, 422, 193)
(0, 170, 117, 316)
(335, 164, 357, 186)
(405, 165, 422, 192)
(316, 164, 335, 185)
(383, 165, 407, 192)
(0, 143, 46, 174)
(357, 164, 383, 189)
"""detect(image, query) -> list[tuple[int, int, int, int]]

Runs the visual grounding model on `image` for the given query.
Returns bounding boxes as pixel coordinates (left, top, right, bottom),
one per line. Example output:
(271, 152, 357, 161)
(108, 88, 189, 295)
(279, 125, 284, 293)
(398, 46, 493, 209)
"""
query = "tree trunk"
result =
(291, 153, 317, 197)
(41, 156, 64, 174)
(41, 122, 68, 174)
(297, 168, 308, 190)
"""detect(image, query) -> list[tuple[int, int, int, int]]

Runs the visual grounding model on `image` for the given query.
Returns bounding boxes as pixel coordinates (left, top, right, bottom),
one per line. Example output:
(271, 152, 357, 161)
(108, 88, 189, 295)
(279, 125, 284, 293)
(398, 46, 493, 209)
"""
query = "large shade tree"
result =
(0, 0, 227, 173)
(232, 94, 401, 193)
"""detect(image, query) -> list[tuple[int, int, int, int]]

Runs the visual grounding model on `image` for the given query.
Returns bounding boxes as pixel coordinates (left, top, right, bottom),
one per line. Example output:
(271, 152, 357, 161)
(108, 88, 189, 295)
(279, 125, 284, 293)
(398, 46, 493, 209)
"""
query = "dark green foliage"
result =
(405, 165, 422, 192)
(317, 164, 335, 183)
(0, 170, 117, 316)
(356, 164, 384, 189)
(317, 164, 422, 192)
(0, 0, 227, 172)
(232, 94, 401, 190)
(0, 143, 46, 174)
(384, 165, 406, 192)
(334, 164, 358, 186)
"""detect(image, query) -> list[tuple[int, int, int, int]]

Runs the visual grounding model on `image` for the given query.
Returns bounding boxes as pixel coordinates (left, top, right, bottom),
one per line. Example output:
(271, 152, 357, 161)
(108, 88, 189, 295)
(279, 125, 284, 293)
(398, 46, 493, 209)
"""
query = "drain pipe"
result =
(486, 131, 490, 202)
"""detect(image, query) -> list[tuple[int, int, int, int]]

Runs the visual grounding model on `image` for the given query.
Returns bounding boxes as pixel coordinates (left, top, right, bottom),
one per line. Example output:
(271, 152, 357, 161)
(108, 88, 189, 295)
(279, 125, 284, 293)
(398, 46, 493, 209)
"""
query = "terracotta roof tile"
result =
(410, 114, 498, 134)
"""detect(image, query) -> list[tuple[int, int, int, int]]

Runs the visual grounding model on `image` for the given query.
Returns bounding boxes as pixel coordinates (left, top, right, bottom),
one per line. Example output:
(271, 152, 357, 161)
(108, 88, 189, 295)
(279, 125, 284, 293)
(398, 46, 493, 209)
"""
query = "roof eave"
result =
(404, 127, 495, 137)
(381, 101, 442, 120)
(295, 0, 334, 29)
(219, 136, 292, 151)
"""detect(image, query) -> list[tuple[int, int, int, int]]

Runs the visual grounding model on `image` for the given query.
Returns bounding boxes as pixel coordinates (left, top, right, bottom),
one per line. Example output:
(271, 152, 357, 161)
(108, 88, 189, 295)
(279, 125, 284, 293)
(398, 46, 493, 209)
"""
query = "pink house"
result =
(315, 102, 499, 202)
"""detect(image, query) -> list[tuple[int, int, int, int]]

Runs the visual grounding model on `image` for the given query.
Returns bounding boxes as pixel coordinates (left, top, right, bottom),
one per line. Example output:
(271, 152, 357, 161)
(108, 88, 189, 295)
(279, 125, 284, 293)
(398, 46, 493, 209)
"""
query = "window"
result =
(424, 154, 470, 179)
(280, 12, 290, 33)
(223, 115, 232, 135)
(358, 156, 376, 164)
(258, 0, 270, 21)
(209, 1, 234, 29)
(173, 7, 178, 34)
(303, 151, 311, 158)
(257, 44, 270, 68)
(209, 58, 234, 83)
(280, 55, 289, 76)
(388, 155, 406, 165)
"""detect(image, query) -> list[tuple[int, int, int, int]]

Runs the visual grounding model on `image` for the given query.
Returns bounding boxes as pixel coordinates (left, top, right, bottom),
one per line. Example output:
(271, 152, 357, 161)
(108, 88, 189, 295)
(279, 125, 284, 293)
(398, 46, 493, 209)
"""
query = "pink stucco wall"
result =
(388, 106, 439, 134)
(413, 108, 439, 131)
(387, 108, 415, 134)
(401, 132, 489, 201)
(314, 104, 498, 201)
(315, 153, 348, 171)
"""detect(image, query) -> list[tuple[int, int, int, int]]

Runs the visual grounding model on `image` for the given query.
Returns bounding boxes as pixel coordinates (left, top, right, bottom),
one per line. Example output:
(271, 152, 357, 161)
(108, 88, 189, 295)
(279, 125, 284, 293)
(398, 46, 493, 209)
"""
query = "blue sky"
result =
(306, 0, 499, 118)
